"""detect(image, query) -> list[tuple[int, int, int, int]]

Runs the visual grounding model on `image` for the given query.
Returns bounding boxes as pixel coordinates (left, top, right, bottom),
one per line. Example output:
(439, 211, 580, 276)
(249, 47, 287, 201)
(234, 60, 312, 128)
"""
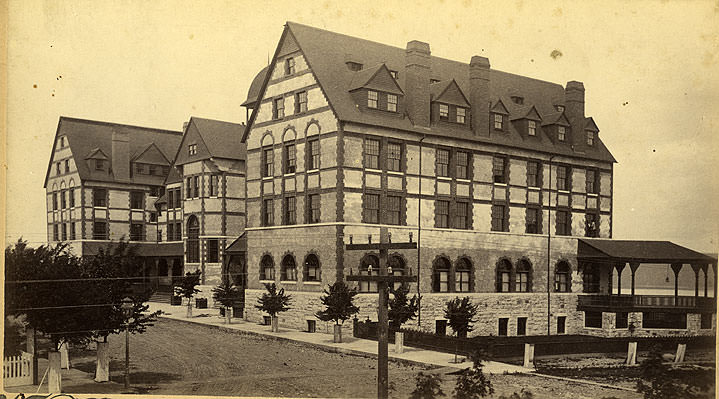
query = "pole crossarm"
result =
(346, 275, 418, 283)
(345, 242, 418, 251)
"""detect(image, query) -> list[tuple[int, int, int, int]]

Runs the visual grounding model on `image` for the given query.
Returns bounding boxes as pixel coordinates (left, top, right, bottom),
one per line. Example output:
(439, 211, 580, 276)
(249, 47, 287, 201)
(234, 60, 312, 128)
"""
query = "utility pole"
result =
(346, 227, 417, 399)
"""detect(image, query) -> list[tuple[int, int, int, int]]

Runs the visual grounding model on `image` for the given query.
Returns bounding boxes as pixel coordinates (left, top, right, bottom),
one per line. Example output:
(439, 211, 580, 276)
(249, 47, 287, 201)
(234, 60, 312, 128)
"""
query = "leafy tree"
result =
(388, 283, 420, 330)
(444, 297, 478, 339)
(454, 350, 494, 399)
(315, 281, 360, 326)
(175, 269, 202, 318)
(409, 372, 446, 399)
(212, 280, 240, 324)
(256, 283, 292, 331)
(3, 316, 26, 356)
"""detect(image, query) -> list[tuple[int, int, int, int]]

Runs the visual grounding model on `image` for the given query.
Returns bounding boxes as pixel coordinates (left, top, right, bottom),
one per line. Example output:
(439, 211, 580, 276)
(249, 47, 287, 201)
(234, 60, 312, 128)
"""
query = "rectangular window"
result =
(436, 200, 449, 228)
(456, 151, 469, 179)
(437, 270, 449, 293)
(188, 144, 197, 155)
(491, 204, 506, 232)
(494, 114, 503, 130)
(209, 175, 219, 197)
(556, 166, 568, 190)
(95, 159, 104, 170)
(64, 160, 70, 173)
(149, 186, 159, 197)
(130, 224, 143, 241)
(93, 188, 107, 207)
(364, 194, 380, 224)
(175, 222, 182, 240)
(308, 139, 320, 170)
(285, 196, 296, 225)
(284, 144, 296, 174)
(168, 190, 175, 209)
(285, 57, 295, 75)
(56, 162, 61, 174)
(162, 166, 169, 175)
(500, 270, 511, 292)
(364, 139, 380, 169)
(585, 213, 599, 237)
(557, 316, 566, 334)
(273, 97, 285, 119)
(52, 192, 58, 210)
(615, 312, 628, 329)
(130, 191, 144, 209)
(149, 212, 157, 222)
(387, 142, 402, 172)
(456, 107, 466, 124)
(701, 313, 712, 329)
(586, 169, 598, 194)
(207, 239, 219, 263)
(149, 165, 157, 175)
(527, 161, 540, 187)
(498, 318, 508, 336)
(439, 104, 449, 120)
(455, 202, 469, 229)
(642, 312, 686, 329)
(558, 126, 566, 141)
(295, 91, 307, 113)
(528, 120, 536, 136)
(174, 189, 181, 209)
(70, 223, 76, 240)
(367, 90, 378, 108)
(515, 272, 528, 292)
(587, 131, 594, 146)
(52, 224, 59, 241)
(309, 194, 321, 223)
(493, 156, 507, 184)
(517, 317, 527, 336)
(263, 199, 274, 226)
(93, 221, 108, 240)
(556, 210, 570, 236)
(526, 208, 540, 234)
(61, 223, 67, 241)
(69, 188, 75, 207)
(263, 147, 274, 177)
(193, 176, 199, 198)
(186, 177, 192, 198)
(386, 196, 401, 225)
(167, 223, 174, 241)
(387, 94, 397, 112)
(455, 268, 470, 292)
(585, 311, 603, 328)
(136, 163, 144, 174)
(436, 149, 449, 177)
(61, 190, 67, 209)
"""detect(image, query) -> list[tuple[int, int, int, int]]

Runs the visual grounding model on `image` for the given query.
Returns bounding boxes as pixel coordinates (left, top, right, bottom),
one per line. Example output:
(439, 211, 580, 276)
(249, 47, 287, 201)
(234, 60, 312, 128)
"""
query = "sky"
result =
(5, 0, 719, 252)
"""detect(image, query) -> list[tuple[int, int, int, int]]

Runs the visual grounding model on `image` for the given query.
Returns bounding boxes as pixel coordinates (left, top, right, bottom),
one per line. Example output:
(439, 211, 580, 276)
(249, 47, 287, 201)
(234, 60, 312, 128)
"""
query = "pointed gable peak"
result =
(132, 142, 171, 165)
(349, 63, 403, 95)
(432, 79, 470, 107)
(584, 117, 600, 132)
(510, 104, 541, 121)
(491, 98, 510, 115)
(86, 148, 108, 160)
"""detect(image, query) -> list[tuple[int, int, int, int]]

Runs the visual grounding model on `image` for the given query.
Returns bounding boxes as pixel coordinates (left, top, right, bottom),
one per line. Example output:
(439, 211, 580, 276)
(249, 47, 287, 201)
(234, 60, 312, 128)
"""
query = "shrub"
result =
(409, 372, 445, 399)
(499, 389, 534, 399)
(453, 350, 494, 399)
(315, 281, 360, 326)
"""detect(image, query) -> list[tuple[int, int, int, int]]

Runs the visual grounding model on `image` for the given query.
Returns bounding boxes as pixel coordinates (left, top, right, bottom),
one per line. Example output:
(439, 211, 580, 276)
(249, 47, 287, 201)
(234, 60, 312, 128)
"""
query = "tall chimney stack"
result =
(111, 129, 130, 182)
(469, 56, 491, 136)
(564, 81, 585, 148)
(405, 40, 431, 127)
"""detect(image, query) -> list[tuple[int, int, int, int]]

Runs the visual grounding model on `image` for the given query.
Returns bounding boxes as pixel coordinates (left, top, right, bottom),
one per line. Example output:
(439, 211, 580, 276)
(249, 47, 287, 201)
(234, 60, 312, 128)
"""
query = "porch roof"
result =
(577, 239, 716, 265)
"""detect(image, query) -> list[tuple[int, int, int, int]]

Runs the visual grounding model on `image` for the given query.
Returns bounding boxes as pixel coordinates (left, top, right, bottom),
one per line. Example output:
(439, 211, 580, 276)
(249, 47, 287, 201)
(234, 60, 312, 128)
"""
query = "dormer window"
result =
(558, 126, 566, 142)
(136, 163, 144, 174)
(494, 114, 503, 130)
(367, 90, 378, 109)
(285, 57, 296, 75)
(511, 96, 524, 105)
(528, 120, 537, 136)
(346, 61, 363, 72)
(188, 143, 197, 155)
(586, 131, 594, 146)
(556, 105, 565, 112)
(430, 78, 441, 84)
(389, 70, 398, 79)
(387, 94, 398, 112)
(439, 104, 449, 121)
(95, 159, 104, 170)
(60, 137, 66, 147)
(456, 108, 466, 124)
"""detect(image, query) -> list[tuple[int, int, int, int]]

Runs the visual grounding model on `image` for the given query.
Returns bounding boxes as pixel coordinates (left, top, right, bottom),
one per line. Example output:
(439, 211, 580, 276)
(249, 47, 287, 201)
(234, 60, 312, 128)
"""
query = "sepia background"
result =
(5, 0, 719, 253)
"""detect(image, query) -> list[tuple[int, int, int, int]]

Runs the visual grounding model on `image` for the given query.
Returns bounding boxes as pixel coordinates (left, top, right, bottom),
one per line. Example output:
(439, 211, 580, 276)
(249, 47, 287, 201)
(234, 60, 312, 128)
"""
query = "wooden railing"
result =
(3, 351, 33, 387)
(578, 294, 716, 312)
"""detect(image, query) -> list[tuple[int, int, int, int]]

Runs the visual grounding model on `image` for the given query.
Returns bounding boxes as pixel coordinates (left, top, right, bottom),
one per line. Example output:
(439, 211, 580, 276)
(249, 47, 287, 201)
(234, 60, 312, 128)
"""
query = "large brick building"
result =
(240, 22, 716, 337)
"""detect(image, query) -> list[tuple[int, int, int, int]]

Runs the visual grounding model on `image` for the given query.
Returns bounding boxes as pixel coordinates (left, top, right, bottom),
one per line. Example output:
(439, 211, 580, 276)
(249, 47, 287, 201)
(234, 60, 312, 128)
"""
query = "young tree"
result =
(255, 283, 292, 332)
(454, 350, 494, 399)
(388, 283, 420, 330)
(315, 281, 360, 343)
(175, 269, 202, 318)
(444, 296, 478, 363)
(212, 280, 240, 324)
(410, 372, 446, 399)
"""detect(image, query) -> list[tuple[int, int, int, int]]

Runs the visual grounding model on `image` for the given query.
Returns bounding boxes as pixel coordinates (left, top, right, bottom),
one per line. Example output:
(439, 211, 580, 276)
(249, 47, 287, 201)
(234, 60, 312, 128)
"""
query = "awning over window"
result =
(578, 239, 716, 264)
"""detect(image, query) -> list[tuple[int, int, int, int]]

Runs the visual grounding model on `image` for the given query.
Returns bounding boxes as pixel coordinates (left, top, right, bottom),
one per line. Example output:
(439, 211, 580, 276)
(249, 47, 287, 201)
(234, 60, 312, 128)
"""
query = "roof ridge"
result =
(59, 116, 183, 135)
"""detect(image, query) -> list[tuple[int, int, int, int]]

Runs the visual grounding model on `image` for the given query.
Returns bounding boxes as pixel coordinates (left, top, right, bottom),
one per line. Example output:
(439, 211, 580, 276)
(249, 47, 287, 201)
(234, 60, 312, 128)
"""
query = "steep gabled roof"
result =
(584, 117, 600, 132)
(541, 111, 571, 127)
(431, 79, 470, 107)
(509, 105, 541, 121)
(348, 64, 404, 95)
(132, 142, 171, 165)
(173, 117, 246, 166)
(44, 117, 182, 188)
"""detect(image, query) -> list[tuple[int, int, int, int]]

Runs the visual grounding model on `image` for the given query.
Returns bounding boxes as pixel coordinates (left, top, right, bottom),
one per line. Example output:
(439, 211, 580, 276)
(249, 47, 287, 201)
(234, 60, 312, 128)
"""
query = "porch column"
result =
(615, 263, 626, 295)
(691, 264, 701, 298)
(670, 263, 683, 305)
(608, 267, 613, 295)
(629, 262, 640, 296)
(701, 264, 708, 298)
(713, 263, 717, 299)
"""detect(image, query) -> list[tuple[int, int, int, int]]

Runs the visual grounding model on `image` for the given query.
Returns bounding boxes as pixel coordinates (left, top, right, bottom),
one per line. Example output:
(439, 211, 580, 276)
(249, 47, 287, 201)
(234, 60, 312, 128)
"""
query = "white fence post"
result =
(48, 351, 62, 393)
(523, 343, 535, 368)
(674, 343, 686, 363)
(395, 332, 404, 354)
(3, 352, 34, 387)
(626, 341, 637, 365)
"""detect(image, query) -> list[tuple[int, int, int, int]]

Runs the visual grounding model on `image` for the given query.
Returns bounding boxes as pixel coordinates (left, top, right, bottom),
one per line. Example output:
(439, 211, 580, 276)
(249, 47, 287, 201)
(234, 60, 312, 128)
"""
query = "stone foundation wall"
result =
(581, 311, 716, 338)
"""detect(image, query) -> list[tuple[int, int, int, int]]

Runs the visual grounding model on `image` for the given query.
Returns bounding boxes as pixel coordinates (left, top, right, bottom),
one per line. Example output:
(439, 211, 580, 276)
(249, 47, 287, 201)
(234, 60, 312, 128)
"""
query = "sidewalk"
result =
(148, 302, 532, 375)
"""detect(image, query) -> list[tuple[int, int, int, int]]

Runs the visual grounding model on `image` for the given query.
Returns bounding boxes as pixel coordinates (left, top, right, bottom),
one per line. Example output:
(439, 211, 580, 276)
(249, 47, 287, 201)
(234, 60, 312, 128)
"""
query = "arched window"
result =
(260, 255, 275, 281)
(516, 259, 532, 292)
(432, 257, 451, 293)
(304, 254, 320, 282)
(187, 215, 199, 263)
(388, 255, 405, 291)
(555, 261, 572, 292)
(359, 254, 379, 292)
(496, 259, 513, 292)
(281, 254, 297, 281)
(455, 258, 472, 293)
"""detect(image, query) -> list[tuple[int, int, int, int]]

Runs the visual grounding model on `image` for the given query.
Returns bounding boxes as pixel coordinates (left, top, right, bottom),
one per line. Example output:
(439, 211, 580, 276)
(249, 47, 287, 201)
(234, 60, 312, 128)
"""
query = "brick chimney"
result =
(405, 40, 431, 127)
(564, 81, 585, 148)
(111, 129, 130, 182)
(469, 56, 491, 136)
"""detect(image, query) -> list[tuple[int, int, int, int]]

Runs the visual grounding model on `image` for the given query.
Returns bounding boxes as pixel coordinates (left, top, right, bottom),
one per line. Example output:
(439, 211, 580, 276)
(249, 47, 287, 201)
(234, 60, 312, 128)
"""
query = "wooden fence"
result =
(3, 351, 33, 387)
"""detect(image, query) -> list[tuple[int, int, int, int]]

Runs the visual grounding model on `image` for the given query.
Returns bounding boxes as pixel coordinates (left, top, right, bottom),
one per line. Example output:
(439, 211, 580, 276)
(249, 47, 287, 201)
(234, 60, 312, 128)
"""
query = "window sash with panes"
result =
(528, 120, 537, 136)
(149, 165, 157, 175)
(305, 257, 320, 281)
(515, 272, 529, 292)
(309, 194, 321, 223)
(295, 91, 307, 113)
(61, 224, 67, 241)
(439, 104, 449, 121)
(456, 151, 469, 179)
(364, 194, 380, 223)
(285, 196, 296, 225)
(494, 114, 503, 130)
(558, 126, 566, 141)
(436, 200, 449, 228)
(308, 139, 320, 170)
(387, 142, 402, 172)
(64, 160, 70, 173)
(61, 191, 67, 209)
(499, 270, 511, 292)
(186, 177, 192, 198)
(557, 166, 569, 191)
(93, 189, 107, 207)
(56, 162, 61, 174)
(526, 208, 540, 234)
(456, 107, 466, 124)
(167, 223, 174, 241)
(492, 156, 507, 184)
(130, 224, 143, 241)
(52, 192, 58, 210)
(209, 175, 219, 197)
(175, 222, 182, 241)
(364, 139, 380, 169)
(386, 196, 401, 225)
(70, 223, 76, 240)
(555, 270, 570, 292)
(435, 268, 449, 293)
(367, 90, 378, 108)
(527, 161, 540, 187)
(53, 225, 59, 241)
(436, 149, 450, 177)
(455, 268, 470, 292)
(263, 147, 274, 177)
(263, 199, 274, 226)
(454, 202, 469, 229)
(130, 192, 144, 210)
(284, 144, 296, 174)
(585, 213, 599, 237)
(491, 204, 506, 232)
(93, 221, 108, 239)
(188, 144, 197, 155)
(193, 176, 199, 198)
(273, 97, 285, 119)
(556, 210, 570, 236)
(207, 239, 219, 263)
(387, 94, 398, 112)
(285, 57, 295, 75)
(586, 169, 598, 194)
(95, 159, 104, 170)
(586, 131, 594, 146)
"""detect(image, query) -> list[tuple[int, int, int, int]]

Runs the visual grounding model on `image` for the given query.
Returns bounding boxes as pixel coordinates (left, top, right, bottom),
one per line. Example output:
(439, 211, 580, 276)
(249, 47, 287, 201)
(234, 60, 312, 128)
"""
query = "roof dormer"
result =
(584, 117, 600, 147)
(490, 99, 510, 132)
(510, 105, 542, 138)
(348, 64, 404, 114)
(430, 79, 471, 127)
(540, 111, 571, 144)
